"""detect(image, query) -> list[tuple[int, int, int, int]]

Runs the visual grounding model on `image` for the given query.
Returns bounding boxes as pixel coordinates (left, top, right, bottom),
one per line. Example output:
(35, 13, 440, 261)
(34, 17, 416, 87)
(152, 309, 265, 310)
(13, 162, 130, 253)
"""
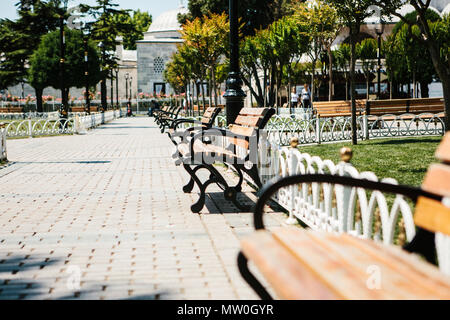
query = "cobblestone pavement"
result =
(0, 117, 286, 300)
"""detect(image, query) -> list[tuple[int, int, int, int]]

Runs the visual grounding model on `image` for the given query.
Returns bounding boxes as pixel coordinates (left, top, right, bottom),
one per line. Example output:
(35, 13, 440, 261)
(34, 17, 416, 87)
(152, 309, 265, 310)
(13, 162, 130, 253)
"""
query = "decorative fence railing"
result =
(254, 137, 450, 274)
(266, 113, 445, 146)
(3, 109, 122, 138)
(0, 123, 6, 161)
(179, 112, 444, 146)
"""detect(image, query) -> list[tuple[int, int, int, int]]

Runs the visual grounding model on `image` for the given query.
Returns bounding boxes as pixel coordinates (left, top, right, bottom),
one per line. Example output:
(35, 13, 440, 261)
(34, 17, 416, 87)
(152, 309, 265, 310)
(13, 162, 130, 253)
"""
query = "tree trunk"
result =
(311, 59, 316, 102)
(366, 73, 370, 100)
(420, 82, 429, 98)
(350, 31, 358, 145)
(201, 81, 206, 115)
(208, 69, 213, 109)
(345, 75, 349, 101)
(328, 46, 333, 101)
(35, 87, 43, 113)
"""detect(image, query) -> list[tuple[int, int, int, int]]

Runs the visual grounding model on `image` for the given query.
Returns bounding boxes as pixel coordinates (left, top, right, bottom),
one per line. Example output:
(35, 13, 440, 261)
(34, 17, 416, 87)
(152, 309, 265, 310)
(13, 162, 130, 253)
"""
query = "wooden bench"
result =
(313, 100, 366, 118)
(238, 134, 450, 299)
(156, 106, 183, 133)
(0, 107, 24, 113)
(168, 107, 222, 147)
(70, 106, 98, 113)
(175, 107, 275, 213)
(153, 105, 173, 122)
(366, 98, 444, 119)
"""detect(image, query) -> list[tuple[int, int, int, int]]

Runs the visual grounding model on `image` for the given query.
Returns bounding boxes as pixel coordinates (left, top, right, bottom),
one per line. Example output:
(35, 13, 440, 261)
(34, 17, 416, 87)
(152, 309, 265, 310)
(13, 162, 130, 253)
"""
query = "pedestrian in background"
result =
(301, 83, 311, 109)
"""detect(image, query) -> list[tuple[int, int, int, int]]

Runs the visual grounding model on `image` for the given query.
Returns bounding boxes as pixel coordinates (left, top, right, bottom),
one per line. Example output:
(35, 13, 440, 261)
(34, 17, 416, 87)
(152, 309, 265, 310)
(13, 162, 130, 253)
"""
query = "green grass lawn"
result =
(299, 136, 443, 187)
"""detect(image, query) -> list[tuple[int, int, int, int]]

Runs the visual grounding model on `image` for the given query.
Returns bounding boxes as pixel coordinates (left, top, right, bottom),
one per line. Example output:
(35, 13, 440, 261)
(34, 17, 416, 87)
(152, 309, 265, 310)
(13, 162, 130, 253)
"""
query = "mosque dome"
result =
(147, 5, 188, 34)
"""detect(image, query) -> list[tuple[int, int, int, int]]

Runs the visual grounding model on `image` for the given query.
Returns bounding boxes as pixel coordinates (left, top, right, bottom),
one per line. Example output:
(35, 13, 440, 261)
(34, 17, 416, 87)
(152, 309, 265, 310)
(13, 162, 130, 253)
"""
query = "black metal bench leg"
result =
(183, 177, 195, 193)
(183, 164, 220, 213)
(242, 164, 263, 188)
(237, 252, 273, 300)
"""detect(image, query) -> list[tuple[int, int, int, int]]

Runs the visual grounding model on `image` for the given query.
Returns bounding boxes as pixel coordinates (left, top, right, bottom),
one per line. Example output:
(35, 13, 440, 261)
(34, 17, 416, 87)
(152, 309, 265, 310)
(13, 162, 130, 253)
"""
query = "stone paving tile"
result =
(0, 117, 286, 300)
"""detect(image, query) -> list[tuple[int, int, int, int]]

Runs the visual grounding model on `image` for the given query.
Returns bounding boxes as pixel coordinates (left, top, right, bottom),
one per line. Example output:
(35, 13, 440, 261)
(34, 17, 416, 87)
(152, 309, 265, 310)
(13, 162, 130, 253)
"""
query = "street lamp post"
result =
(125, 73, 129, 101)
(375, 19, 385, 100)
(223, 0, 246, 125)
(115, 67, 119, 109)
(83, 24, 91, 115)
(98, 41, 106, 112)
(110, 69, 114, 110)
(59, 0, 69, 120)
(129, 76, 133, 103)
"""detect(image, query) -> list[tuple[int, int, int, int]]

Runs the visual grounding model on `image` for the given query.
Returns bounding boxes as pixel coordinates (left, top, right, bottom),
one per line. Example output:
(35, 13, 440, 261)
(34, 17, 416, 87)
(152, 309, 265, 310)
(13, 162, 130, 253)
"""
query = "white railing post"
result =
(363, 115, 369, 140)
(286, 137, 299, 225)
(28, 116, 32, 138)
(316, 117, 321, 144)
(0, 122, 7, 161)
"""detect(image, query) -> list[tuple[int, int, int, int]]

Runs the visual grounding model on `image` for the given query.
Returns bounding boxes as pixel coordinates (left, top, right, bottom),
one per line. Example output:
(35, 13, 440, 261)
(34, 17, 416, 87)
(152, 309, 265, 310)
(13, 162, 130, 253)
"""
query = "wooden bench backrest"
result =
(200, 107, 221, 125)
(0, 107, 24, 113)
(368, 98, 444, 115)
(314, 100, 366, 117)
(415, 133, 450, 236)
(229, 108, 275, 149)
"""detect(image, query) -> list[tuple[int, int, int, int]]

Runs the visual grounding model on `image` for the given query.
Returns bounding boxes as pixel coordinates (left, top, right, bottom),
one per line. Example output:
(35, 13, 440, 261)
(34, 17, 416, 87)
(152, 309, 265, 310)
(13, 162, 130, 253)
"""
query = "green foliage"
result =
(80, 0, 132, 70)
(0, 0, 61, 89)
(113, 9, 152, 50)
(28, 28, 101, 91)
(178, 0, 293, 36)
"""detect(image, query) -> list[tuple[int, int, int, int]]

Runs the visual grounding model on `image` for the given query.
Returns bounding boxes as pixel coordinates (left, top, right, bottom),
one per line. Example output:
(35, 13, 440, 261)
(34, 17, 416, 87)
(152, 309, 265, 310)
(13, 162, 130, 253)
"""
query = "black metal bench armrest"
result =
(171, 118, 197, 130)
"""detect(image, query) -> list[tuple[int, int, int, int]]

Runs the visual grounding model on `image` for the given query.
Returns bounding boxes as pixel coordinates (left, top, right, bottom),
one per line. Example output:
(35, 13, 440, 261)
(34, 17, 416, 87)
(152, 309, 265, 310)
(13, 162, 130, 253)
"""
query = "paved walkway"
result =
(0, 117, 285, 299)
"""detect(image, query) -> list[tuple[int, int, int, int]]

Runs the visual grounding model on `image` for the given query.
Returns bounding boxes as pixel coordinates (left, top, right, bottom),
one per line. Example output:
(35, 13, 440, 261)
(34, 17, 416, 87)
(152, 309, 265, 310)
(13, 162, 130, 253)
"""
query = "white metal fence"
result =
(255, 137, 449, 275)
(3, 109, 123, 138)
(265, 113, 444, 146)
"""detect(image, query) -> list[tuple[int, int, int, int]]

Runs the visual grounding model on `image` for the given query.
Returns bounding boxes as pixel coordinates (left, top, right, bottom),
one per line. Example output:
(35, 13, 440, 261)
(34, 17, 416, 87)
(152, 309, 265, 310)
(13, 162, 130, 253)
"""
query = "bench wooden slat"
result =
(310, 231, 450, 298)
(245, 228, 450, 299)
(414, 196, 450, 236)
(239, 108, 269, 116)
(241, 231, 339, 300)
(234, 115, 262, 127)
(422, 164, 450, 197)
(272, 228, 397, 299)
(436, 133, 450, 163)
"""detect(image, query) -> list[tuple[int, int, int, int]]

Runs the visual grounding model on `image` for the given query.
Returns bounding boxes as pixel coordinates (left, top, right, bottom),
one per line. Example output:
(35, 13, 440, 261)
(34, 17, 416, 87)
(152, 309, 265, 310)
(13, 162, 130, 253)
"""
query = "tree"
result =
(325, 0, 374, 144)
(179, 0, 293, 37)
(80, 0, 132, 109)
(293, 0, 341, 101)
(28, 28, 101, 112)
(113, 10, 152, 50)
(357, 38, 377, 99)
(372, 0, 450, 131)
(333, 43, 351, 100)
(181, 13, 229, 108)
(0, 0, 61, 95)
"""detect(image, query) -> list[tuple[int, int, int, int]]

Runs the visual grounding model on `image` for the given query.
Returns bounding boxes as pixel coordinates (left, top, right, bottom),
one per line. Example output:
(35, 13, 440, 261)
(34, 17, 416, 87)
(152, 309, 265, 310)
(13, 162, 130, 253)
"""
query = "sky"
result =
(0, 0, 185, 20)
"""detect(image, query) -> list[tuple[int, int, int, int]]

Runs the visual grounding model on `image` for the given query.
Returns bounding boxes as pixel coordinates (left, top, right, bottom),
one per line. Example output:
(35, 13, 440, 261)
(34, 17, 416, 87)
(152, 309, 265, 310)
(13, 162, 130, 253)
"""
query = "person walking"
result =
(301, 83, 311, 109)
(290, 87, 299, 108)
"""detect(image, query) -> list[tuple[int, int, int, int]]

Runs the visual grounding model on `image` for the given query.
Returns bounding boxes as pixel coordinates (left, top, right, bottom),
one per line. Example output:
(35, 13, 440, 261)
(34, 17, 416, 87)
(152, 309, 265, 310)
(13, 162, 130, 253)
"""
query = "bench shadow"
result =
(14, 160, 111, 164)
(0, 254, 62, 299)
(205, 192, 256, 214)
(367, 137, 442, 146)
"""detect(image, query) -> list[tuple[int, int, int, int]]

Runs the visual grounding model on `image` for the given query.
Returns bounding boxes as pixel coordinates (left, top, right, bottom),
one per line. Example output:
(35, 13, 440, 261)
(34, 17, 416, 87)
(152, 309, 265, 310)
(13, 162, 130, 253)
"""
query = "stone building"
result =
(136, 4, 187, 96)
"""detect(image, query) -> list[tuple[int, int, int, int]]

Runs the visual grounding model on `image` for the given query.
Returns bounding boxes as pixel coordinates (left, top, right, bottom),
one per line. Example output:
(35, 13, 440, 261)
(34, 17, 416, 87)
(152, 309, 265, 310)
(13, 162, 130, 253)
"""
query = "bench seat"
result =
(242, 228, 450, 299)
